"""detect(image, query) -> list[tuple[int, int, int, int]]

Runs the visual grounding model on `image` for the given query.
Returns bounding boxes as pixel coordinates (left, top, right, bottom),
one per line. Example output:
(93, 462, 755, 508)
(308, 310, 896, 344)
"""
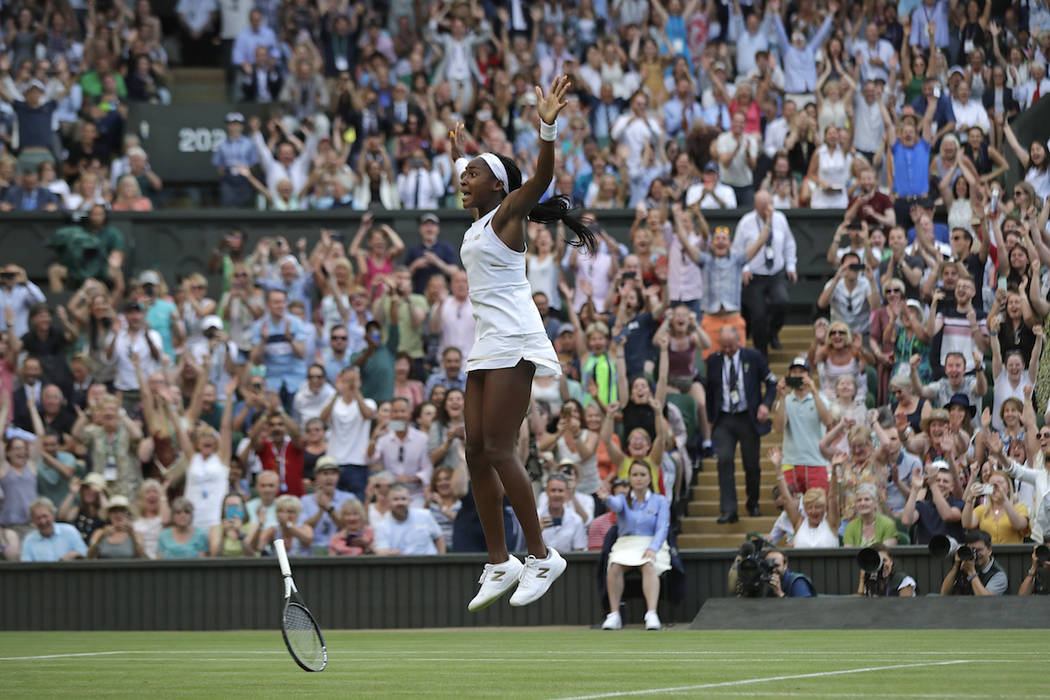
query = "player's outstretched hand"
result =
(536, 75, 571, 126)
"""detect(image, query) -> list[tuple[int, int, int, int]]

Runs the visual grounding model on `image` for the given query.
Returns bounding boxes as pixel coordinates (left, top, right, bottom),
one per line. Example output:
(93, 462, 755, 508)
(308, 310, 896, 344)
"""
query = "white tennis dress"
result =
(460, 204, 561, 377)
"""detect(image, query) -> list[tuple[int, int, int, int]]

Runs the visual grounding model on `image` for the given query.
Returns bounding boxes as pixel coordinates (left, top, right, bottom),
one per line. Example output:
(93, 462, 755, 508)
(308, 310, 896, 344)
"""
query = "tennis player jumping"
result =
(451, 76, 597, 611)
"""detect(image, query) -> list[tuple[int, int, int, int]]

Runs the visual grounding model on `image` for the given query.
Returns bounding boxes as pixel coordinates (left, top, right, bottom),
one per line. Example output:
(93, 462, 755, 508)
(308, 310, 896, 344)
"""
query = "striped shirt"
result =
(696, 250, 746, 314)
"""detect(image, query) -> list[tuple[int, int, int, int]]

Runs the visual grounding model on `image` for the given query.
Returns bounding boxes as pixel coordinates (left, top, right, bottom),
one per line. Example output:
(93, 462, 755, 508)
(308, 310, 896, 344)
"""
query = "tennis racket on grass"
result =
(274, 539, 327, 672)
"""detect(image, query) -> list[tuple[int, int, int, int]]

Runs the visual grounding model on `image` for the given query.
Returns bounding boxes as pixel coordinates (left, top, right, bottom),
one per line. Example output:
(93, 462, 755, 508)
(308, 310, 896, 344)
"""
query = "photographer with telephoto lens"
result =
(856, 543, 916, 597)
(764, 548, 816, 598)
(1018, 537, 1050, 596)
(938, 529, 1008, 596)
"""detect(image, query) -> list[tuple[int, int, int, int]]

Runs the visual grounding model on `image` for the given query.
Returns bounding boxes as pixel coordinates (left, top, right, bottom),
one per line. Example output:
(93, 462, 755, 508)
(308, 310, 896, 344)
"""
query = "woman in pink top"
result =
(349, 212, 405, 300)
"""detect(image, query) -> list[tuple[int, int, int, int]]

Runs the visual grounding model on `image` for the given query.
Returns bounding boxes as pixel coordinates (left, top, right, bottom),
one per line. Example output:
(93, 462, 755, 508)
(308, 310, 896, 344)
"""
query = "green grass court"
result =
(2, 628, 1046, 698)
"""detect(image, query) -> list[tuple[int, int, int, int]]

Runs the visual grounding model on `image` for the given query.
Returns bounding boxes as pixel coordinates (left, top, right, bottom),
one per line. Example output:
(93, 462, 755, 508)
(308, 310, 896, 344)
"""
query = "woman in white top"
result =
(815, 69, 854, 136)
(1004, 121, 1050, 200)
(807, 126, 853, 209)
(175, 379, 236, 531)
(132, 478, 170, 559)
(180, 273, 216, 359)
(526, 225, 563, 311)
(771, 446, 840, 548)
(316, 257, 355, 339)
(450, 77, 598, 612)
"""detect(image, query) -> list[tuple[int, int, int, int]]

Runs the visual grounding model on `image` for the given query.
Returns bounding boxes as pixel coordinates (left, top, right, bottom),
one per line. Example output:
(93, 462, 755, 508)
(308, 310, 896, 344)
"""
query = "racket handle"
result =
(274, 538, 292, 578)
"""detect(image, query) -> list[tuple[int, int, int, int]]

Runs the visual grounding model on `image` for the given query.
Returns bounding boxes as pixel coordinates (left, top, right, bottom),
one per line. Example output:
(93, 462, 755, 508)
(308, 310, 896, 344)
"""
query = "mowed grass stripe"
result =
(0, 629, 1046, 699)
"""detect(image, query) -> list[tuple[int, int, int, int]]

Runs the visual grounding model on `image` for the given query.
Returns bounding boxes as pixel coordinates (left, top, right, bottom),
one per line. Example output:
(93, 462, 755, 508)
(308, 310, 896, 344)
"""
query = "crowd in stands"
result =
(1, 0, 1050, 600)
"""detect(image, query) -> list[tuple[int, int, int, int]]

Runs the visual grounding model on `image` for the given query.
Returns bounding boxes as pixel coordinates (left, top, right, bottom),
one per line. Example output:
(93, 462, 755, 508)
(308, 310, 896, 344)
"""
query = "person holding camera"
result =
(986, 427, 1050, 544)
(938, 529, 1008, 596)
(769, 446, 840, 548)
(856, 543, 916, 597)
(773, 356, 832, 495)
(1018, 538, 1050, 596)
(765, 548, 816, 598)
(817, 251, 881, 340)
(596, 460, 671, 630)
(538, 473, 587, 553)
(961, 468, 1029, 544)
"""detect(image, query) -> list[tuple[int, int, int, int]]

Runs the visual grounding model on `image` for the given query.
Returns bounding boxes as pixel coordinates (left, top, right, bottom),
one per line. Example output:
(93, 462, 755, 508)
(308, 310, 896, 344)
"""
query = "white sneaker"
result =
(601, 611, 623, 630)
(468, 556, 524, 612)
(509, 547, 567, 607)
(644, 610, 662, 631)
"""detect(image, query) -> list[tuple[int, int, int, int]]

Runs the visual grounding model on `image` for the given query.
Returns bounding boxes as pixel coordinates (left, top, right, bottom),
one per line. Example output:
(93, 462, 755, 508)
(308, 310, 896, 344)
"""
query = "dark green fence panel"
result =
(0, 208, 841, 321)
(0, 546, 1039, 631)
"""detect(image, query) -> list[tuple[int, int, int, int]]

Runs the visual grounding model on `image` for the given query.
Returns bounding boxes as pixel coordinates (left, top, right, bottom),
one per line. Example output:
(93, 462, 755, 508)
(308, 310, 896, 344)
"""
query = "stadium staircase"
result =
(678, 324, 811, 549)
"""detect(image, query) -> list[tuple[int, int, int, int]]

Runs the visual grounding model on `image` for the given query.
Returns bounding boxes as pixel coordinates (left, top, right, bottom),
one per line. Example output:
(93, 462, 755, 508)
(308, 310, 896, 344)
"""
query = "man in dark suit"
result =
(0, 169, 60, 212)
(239, 45, 284, 103)
(705, 326, 777, 523)
(981, 81, 1018, 123)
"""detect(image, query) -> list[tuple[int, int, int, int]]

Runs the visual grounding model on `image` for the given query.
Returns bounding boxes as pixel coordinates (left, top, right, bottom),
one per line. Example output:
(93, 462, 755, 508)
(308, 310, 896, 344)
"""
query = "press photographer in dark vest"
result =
(856, 543, 916, 597)
(765, 548, 816, 598)
(939, 530, 1008, 596)
(1018, 538, 1050, 596)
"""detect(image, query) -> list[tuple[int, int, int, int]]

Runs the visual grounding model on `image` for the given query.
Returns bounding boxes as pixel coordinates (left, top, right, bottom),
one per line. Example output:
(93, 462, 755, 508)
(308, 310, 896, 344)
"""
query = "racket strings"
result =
(284, 603, 325, 670)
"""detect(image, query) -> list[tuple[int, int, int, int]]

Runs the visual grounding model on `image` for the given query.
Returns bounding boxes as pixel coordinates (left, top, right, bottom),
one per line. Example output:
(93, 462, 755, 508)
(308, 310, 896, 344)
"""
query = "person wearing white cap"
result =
(212, 111, 257, 207)
(449, 76, 598, 612)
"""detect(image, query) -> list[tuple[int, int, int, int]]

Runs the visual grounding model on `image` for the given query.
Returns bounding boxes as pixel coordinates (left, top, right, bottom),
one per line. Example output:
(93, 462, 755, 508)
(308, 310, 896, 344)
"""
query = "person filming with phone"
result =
(538, 473, 586, 553)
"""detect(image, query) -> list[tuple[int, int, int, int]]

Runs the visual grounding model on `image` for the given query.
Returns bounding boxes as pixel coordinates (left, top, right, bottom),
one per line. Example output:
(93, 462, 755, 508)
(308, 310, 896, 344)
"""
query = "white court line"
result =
(0, 651, 132, 661)
(552, 660, 970, 700)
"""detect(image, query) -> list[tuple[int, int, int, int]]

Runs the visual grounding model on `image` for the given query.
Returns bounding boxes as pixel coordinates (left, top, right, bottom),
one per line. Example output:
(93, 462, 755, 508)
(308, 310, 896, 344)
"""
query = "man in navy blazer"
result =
(705, 326, 777, 523)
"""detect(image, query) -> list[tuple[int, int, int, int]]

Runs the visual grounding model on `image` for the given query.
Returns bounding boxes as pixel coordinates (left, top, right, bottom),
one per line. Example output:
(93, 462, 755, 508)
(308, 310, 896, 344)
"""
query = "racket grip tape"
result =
(274, 538, 292, 578)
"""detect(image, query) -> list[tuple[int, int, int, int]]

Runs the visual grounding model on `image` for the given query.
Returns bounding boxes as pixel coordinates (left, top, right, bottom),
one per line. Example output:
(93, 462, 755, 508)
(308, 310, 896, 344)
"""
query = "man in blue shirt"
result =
(21, 497, 87, 562)
(212, 112, 257, 207)
(882, 99, 935, 229)
(298, 457, 357, 551)
(402, 214, 459, 294)
(249, 289, 307, 411)
(766, 548, 816, 597)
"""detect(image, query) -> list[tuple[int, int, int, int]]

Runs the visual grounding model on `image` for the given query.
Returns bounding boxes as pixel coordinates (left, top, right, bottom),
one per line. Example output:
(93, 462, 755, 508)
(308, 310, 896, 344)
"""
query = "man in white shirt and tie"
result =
(1018, 61, 1050, 108)
(396, 150, 444, 210)
(732, 191, 797, 356)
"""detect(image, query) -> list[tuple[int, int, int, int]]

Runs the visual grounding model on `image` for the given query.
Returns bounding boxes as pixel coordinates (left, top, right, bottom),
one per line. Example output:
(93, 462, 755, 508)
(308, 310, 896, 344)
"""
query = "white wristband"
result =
(540, 120, 558, 142)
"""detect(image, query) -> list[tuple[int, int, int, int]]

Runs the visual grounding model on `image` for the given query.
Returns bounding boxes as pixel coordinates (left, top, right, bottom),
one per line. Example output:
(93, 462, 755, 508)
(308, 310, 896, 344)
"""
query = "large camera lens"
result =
(857, 547, 881, 571)
(958, 545, 975, 561)
(1036, 545, 1050, 563)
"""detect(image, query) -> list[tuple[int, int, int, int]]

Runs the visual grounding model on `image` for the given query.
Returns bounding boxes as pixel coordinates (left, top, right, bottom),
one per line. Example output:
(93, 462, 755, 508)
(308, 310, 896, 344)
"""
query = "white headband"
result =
(479, 153, 510, 194)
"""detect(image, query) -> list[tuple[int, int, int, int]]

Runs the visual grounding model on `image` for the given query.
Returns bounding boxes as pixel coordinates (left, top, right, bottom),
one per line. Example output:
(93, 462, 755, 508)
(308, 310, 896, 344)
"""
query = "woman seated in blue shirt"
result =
(596, 460, 671, 631)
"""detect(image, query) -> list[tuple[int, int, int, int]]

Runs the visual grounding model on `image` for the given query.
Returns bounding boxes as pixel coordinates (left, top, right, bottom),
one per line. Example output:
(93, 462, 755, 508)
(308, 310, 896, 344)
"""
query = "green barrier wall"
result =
(0, 546, 1038, 630)
(2, 208, 841, 322)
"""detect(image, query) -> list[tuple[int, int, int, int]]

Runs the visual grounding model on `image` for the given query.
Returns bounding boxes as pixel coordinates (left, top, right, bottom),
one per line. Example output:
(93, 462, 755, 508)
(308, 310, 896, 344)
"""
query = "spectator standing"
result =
(773, 357, 832, 494)
(320, 367, 376, 501)
(0, 264, 46, 338)
(292, 363, 336, 427)
(403, 214, 460, 295)
(249, 289, 307, 408)
(733, 192, 797, 355)
(714, 111, 759, 207)
(248, 400, 306, 497)
(212, 112, 257, 208)
(705, 326, 776, 522)
(368, 397, 432, 507)
(429, 269, 475, 359)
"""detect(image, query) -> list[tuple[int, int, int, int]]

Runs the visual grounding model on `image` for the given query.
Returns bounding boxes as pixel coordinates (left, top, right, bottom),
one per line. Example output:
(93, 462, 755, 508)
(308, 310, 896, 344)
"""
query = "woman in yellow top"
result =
(600, 400, 667, 496)
(208, 493, 260, 557)
(962, 470, 1029, 544)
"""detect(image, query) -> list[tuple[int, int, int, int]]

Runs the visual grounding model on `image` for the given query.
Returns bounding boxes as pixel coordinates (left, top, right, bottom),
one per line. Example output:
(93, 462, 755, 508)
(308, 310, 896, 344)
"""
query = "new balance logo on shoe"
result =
(537, 568, 549, 578)
(491, 571, 505, 581)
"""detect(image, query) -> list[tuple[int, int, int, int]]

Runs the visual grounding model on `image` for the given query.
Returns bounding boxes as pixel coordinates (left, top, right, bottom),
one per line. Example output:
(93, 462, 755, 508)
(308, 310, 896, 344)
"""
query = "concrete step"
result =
(170, 67, 227, 104)
(687, 500, 780, 517)
(694, 470, 780, 487)
(690, 483, 778, 500)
